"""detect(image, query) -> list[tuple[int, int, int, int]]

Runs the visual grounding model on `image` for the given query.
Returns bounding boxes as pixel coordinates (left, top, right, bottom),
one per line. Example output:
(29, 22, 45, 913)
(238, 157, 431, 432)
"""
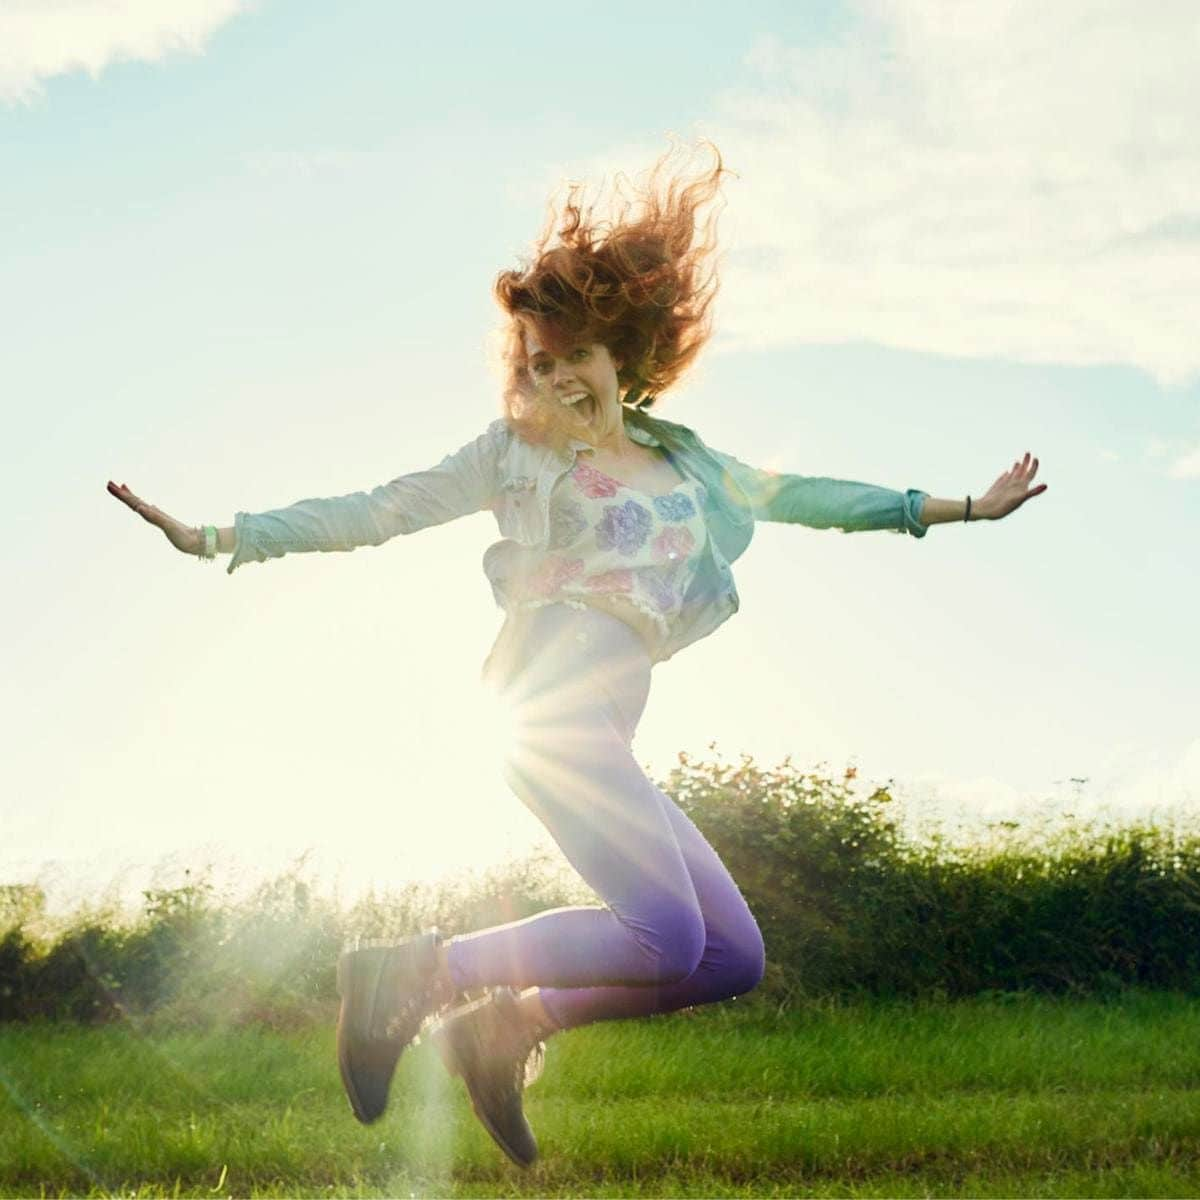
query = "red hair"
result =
(493, 140, 730, 451)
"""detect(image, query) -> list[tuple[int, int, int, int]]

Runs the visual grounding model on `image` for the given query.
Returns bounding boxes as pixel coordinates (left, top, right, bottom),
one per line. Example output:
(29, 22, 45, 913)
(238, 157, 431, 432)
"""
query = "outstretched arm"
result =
(108, 422, 507, 572)
(709, 447, 930, 536)
(224, 419, 507, 574)
(709, 446, 1046, 533)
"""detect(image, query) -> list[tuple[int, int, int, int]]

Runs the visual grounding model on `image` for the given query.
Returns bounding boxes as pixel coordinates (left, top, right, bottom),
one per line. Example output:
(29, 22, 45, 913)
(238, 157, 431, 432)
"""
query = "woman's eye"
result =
(572, 348, 589, 360)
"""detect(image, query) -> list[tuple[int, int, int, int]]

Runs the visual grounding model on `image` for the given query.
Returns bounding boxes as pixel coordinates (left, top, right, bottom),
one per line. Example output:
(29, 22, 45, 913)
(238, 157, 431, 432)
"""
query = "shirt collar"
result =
(626, 422, 662, 447)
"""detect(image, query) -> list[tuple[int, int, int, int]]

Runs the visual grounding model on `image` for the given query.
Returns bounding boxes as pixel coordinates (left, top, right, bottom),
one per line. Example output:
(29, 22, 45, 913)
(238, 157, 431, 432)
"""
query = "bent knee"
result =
(639, 906, 707, 985)
(724, 923, 766, 997)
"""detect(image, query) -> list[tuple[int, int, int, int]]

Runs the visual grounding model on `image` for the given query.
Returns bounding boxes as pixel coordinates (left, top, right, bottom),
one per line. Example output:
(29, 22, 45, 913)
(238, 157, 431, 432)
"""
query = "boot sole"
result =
(336, 951, 382, 1124)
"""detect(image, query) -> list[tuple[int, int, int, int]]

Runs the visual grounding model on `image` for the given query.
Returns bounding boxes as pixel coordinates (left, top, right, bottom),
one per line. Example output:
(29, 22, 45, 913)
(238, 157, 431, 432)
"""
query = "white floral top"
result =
(514, 456, 710, 658)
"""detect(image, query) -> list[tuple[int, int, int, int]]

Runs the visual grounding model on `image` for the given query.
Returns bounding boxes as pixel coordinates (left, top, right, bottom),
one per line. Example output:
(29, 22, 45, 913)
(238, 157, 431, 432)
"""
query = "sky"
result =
(2, 0, 1198, 914)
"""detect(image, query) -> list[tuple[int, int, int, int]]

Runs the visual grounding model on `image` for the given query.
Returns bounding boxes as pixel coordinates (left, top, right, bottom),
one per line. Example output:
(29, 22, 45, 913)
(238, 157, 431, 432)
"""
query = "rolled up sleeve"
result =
(711, 448, 930, 538)
(227, 419, 507, 574)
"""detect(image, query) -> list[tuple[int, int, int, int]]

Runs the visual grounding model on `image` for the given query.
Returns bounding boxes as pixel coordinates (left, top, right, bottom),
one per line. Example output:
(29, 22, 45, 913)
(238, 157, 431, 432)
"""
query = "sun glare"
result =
(471, 676, 522, 772)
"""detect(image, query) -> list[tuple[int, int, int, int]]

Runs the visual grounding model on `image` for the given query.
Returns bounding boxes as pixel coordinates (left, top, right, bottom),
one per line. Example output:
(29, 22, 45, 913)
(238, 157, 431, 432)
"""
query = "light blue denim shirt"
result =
(227, 406, 928, 673)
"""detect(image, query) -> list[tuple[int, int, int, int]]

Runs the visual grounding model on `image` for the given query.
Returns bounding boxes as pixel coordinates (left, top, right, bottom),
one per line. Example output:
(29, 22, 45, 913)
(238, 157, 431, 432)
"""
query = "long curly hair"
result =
(494, 140, 730, 452)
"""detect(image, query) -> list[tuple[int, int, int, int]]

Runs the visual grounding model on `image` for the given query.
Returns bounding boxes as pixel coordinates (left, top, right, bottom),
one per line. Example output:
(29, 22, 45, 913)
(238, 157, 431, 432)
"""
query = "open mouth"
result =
(560, 392, 597, 420)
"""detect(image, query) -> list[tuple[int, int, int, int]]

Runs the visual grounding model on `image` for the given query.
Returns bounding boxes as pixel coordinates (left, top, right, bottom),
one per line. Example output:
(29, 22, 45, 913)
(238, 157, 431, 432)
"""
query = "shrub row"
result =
(667, 752, 1200, 1001)
(3, 753, 1198, 1025)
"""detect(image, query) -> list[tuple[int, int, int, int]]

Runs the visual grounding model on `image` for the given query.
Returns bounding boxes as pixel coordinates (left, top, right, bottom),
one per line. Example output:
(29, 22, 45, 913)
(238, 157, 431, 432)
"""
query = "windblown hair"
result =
(494, 140, 730, 452)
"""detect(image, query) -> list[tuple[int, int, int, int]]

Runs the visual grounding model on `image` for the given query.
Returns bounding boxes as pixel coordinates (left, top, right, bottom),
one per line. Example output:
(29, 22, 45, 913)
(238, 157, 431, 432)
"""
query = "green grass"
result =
(2, 992, 1199, 1197)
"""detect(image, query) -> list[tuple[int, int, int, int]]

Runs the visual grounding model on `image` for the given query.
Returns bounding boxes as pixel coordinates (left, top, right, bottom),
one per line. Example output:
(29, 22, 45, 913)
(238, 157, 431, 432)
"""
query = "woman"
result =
(107, 143, 1046, 1167)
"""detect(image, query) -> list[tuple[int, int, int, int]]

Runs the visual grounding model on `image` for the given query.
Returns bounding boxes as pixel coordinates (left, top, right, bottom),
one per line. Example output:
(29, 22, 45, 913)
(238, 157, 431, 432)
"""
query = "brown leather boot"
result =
(335, 931, 451, 1124)
(431, 987, 546, 1167)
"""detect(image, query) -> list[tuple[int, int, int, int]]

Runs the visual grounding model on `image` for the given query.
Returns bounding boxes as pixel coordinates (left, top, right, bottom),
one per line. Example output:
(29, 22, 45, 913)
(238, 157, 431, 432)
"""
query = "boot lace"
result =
(384, 983, 433, 1042)
(522, 1041, 546, 1088)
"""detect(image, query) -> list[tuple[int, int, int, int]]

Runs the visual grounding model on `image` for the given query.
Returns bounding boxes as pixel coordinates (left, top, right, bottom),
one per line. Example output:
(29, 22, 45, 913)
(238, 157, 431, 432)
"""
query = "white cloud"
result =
(885, 770, 1072, 851)
(1167, 443, 1200, 479)
(884, 737, 1200, 850)
(700, 0, 1200, 388)
(1088, 737, 1200, 825)
(1141, 435, 1200, 478)
(0, 0, 249, 104)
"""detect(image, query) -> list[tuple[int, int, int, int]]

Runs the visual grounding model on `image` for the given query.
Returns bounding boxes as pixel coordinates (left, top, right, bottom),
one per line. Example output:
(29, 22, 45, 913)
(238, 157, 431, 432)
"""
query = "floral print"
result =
(583, 568, 634, 593)
(652, 525, 696, 563)
(571, 460, 620, 499)
(548, 497, 589, 549)
(638, 565, 679, 613)
(652, 491, 696, 522)
(527, 555, 584, 598)
(518, 470, 710, 656)
(596, 499, 653, 556)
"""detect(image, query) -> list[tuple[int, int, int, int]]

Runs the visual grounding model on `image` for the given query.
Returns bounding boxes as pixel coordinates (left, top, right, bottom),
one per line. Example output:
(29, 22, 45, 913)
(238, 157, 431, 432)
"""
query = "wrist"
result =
(193, 524, 218, 560)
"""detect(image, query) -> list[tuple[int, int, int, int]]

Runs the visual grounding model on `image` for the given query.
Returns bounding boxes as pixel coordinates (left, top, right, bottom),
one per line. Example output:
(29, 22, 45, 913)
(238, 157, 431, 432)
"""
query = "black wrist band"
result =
(964, 495, 972, 522)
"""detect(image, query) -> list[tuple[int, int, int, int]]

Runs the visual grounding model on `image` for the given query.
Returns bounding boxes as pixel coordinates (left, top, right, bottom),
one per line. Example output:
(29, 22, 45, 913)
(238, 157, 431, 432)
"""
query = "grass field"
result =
(2, 991, 1199, 1197)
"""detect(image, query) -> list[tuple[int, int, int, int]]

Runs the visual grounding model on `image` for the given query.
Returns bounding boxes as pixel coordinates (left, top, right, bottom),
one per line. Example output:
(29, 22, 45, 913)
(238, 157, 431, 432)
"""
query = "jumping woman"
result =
(107, 142, 1047, 1167)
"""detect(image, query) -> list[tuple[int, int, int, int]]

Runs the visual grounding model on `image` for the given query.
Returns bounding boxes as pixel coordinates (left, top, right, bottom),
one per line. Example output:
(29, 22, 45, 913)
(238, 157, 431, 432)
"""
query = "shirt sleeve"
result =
(226, 419, 507, 574)
(708, 446, 929, 538)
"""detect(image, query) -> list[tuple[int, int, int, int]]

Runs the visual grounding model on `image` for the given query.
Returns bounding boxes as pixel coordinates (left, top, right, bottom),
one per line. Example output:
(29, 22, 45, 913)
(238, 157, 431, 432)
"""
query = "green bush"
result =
(666, 751, 1200, 999)
(3, 752, 1199, 1024)
(0, 852, 588, 1027)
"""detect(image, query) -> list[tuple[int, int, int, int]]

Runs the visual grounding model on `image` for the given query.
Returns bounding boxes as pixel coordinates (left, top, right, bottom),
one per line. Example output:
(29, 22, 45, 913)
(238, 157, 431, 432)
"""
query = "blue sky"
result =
(2, 0, 1197, 911)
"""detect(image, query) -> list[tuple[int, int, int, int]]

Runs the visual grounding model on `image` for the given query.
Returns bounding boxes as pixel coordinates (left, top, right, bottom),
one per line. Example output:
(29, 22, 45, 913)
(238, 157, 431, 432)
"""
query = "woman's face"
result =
(522, 324, 623, 446)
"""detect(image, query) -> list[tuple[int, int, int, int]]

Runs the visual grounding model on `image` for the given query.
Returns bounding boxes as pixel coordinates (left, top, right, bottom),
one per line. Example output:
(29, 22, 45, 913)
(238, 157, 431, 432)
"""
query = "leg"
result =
(448, 609, 710, 993)
(426, 603, 763, 1166)
(536, 788, 765, 1030)
(447, 606, 707, 991)
(446, 603, 764, 1020)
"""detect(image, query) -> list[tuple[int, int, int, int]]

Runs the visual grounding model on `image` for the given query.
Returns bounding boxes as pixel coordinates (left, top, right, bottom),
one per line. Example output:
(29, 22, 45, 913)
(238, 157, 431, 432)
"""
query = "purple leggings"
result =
(445, 601, 764, 1031)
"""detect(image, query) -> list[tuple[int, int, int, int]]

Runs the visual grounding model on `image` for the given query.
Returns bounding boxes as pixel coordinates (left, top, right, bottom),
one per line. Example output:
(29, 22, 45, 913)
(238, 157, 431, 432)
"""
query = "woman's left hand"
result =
(975, 452, 1047, 520)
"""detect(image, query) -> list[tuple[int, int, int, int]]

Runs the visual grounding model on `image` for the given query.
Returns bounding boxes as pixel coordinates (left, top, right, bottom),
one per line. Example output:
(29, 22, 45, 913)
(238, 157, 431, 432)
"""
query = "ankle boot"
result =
(336, 931, 451, 1124)
(431, 987, 546, 1167)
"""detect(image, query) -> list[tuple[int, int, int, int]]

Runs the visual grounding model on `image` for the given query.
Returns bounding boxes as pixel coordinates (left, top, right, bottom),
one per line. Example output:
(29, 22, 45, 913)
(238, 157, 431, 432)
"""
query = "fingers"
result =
(107, 480, 135, 507)
(988, 453, 1044, 512)
(108, 481, 142, 506)
(1005, 453, 1039, 480)
(108, 481, 139, 511)
(107, 481, 157, 521)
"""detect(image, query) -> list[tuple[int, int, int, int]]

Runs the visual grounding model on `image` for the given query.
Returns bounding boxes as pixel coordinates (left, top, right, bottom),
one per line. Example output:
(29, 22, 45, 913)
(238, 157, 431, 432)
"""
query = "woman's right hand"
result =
(106, 481, 202, 557)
